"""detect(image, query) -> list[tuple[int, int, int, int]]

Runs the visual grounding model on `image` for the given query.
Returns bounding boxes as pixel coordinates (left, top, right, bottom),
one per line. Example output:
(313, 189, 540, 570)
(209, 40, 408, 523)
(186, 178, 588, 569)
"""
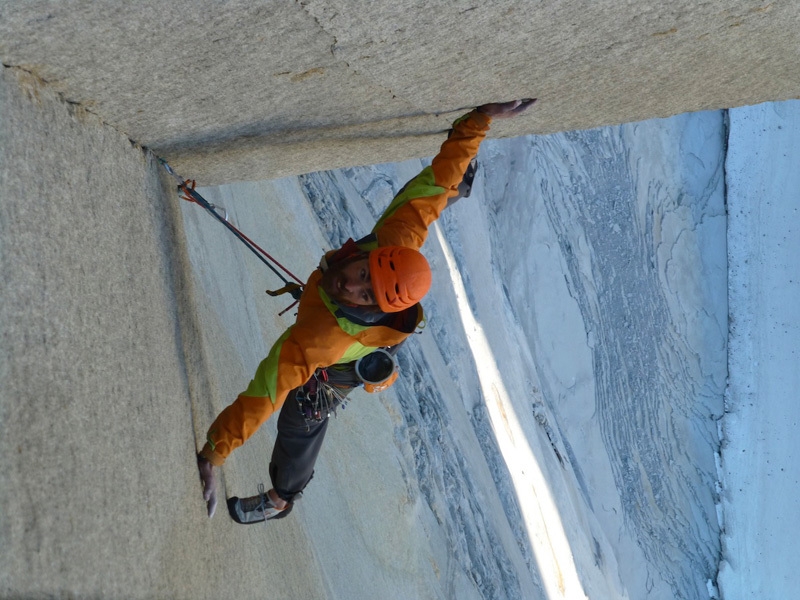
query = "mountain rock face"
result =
(2, 1, 799, 182)
(3, 3, 798, 598)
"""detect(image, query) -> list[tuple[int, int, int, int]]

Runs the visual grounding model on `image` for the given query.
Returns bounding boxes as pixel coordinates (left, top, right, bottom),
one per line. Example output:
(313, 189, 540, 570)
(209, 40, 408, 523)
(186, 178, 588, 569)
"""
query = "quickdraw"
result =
(159, 158, 305, 315)
(295, 369, 351, 424)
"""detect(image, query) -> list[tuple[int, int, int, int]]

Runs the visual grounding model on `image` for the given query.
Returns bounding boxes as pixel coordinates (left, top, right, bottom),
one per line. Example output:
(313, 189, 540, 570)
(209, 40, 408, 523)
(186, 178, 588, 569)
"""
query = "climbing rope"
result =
(159, 158, 304, 315)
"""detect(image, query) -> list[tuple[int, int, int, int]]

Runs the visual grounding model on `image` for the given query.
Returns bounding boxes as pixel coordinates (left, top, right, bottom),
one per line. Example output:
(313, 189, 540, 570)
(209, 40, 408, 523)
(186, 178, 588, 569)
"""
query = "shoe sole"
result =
(226, 496, 293, 525)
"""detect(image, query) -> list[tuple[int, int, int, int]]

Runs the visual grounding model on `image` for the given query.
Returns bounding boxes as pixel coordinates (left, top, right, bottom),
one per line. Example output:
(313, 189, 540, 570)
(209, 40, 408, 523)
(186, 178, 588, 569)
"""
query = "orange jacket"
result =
(200, 110, 492, 466)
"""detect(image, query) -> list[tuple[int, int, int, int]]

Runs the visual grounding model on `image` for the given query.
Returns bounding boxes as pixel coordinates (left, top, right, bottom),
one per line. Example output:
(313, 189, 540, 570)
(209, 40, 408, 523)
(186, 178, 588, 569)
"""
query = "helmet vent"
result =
(369, 246, 431, 312)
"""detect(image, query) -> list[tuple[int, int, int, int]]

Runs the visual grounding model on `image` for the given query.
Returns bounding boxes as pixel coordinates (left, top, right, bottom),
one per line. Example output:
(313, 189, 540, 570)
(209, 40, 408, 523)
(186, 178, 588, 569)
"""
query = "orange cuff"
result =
(199, 442, 226, 467)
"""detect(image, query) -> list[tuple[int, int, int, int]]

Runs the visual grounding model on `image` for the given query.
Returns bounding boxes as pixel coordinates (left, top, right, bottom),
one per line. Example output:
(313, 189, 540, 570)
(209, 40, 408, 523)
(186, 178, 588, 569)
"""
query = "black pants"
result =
(269, 392, 330, 502)
(268, 351, 398, 502)
(269, 380, 356, 502)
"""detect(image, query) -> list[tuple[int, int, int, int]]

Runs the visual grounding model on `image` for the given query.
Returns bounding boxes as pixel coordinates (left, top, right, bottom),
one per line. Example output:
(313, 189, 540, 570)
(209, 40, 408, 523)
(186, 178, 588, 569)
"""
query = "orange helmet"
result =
(369, 246, 432, 313)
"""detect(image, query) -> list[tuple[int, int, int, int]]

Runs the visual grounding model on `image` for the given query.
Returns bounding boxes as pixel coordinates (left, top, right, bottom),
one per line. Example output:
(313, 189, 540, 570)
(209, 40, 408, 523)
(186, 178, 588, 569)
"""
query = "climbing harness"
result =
(294, 346, 401, 424)
(159, 158, 304, 315)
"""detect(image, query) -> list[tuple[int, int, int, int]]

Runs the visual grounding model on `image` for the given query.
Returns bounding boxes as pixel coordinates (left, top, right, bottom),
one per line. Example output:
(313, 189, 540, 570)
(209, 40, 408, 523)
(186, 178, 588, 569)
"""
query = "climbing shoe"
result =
(226, 485, 295, 525)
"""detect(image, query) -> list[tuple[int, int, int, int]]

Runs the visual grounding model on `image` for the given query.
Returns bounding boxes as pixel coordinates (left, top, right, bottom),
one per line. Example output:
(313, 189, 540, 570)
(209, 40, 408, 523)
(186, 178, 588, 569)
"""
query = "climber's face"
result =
(321, 256, 376, 307)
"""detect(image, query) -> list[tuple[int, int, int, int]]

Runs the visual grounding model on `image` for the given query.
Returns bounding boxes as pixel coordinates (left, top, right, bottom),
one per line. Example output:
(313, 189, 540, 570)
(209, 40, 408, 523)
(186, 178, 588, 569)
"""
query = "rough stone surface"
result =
(2, 1, 799, 183)
(1, 3, 796, 597)
(0, 65, 328, 600)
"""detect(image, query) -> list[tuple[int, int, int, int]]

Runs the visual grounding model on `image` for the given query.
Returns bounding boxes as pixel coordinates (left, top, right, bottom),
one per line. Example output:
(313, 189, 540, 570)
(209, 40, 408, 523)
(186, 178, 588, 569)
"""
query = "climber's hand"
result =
(477, 99, 536, 119)
(197, 454, 218, 518)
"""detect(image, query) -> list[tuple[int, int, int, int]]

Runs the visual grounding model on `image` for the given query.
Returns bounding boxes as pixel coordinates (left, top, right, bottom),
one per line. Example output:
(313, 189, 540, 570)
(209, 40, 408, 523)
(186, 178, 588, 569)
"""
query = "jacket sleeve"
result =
(199, 330, 306, 466)
(200, 273, 354, 466)
(372, 110, 492, 250)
